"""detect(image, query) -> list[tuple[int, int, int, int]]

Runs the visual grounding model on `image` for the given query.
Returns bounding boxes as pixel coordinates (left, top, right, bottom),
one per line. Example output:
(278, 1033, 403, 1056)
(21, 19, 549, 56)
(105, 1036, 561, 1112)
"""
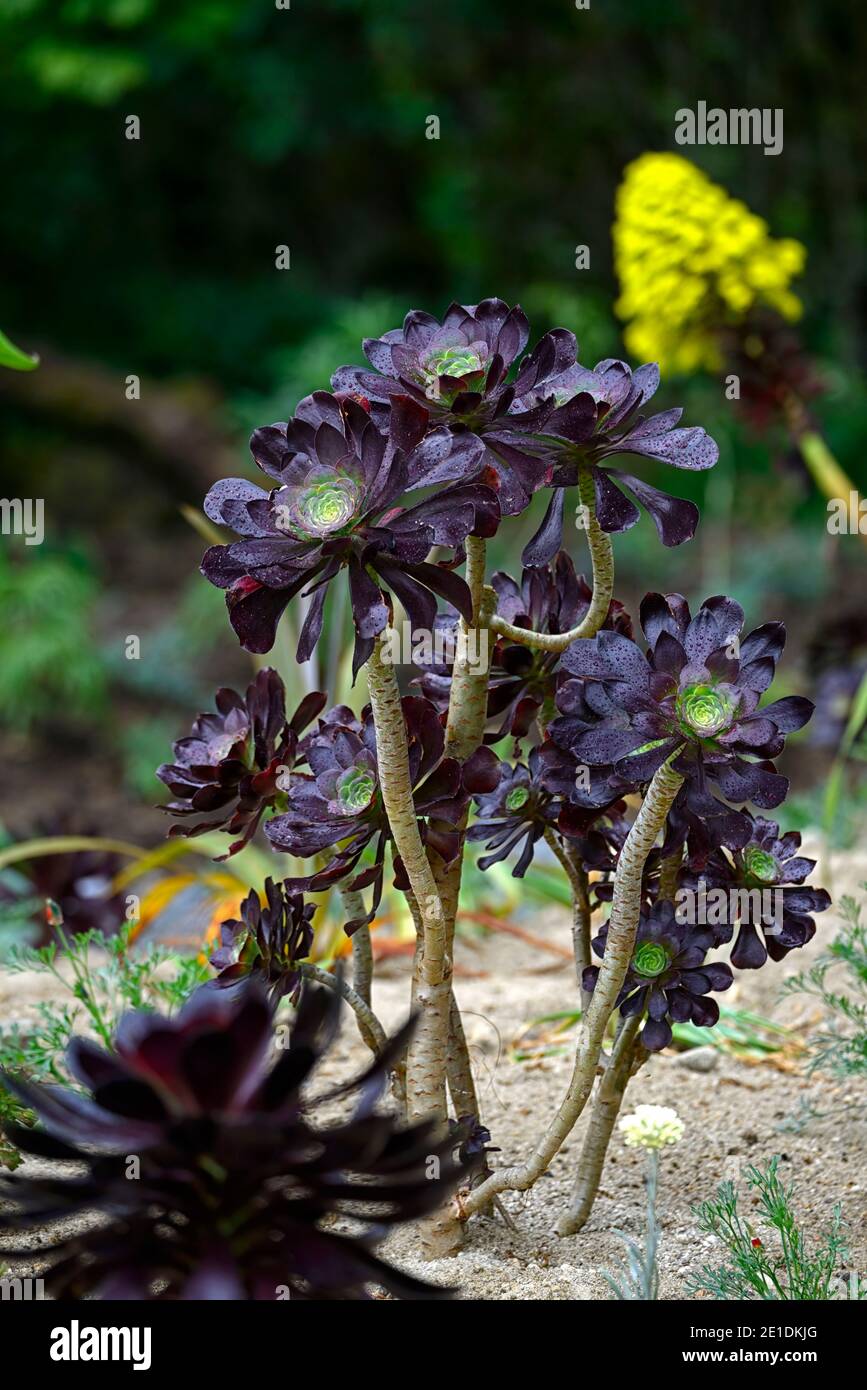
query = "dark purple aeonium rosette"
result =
(209, 878, 316, 999)
(583, 898, 734, 1051)
(549, 592, 814, 833)
(659, 777, 758, 869)
(0, 981, 468, 1299)
(156, 669, 326, 858)
(534, 729, 637, 812)
(452, 1114, 500, 1175)
(333, 298, 586, 516)
(467, 747, 627, 878)
(678, 813, 831, 968)
(512, 356, 719, 564)
(416, 550, 633, 744)
(201, 390, 499, 675)
(266, 698, 497, 930)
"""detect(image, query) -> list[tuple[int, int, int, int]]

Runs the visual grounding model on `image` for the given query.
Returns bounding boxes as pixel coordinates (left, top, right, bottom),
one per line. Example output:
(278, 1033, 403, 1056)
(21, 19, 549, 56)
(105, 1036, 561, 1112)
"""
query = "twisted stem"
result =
(408, 537, 493, 1256)
(460, 757, 683, 1217)
(556, 1012, 645, 1236)
(340, 887, 372, 1008)
(487, 466, 614, 652)
(298, 962, 387, 1056)
(365, 636, 444, 952)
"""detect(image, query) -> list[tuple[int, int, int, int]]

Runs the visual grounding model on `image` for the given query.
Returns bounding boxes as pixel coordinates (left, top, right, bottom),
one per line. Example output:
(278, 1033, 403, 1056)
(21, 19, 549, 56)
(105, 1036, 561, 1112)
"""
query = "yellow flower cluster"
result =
(613, 153, 806, 374)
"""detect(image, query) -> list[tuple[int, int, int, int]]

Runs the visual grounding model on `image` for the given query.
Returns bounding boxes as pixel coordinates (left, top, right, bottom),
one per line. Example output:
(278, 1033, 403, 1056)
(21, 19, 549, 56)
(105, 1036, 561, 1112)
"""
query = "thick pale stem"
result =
(460, 758, 683, 1218)
(556, 1013, 645, 1236)
(571, 864, 593, 1008)
(432, 538, 493, 1068)
(657, 848, 682, 904)
(351, 924, 373, 1005)
(366, 637, 450, 1131)
(408, 893, 482, 1133)
(559, 837, 678, 1236)
(409, 537, 492, 1257)
(366, 637, 444, 947)
(298, 963, 387, 1057)
(340, 887, 372, 1009)
(445, 536, 492, 760)
(488, 467, 614, 652)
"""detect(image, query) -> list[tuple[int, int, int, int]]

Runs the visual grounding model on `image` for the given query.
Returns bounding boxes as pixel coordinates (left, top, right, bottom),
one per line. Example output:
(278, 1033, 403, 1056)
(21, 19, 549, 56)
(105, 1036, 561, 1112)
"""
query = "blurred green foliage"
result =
(2, 0, 866, 409)
(0, 542, 229, 799)
(1, 0, 866, 831)
(0, 544, 106, 731)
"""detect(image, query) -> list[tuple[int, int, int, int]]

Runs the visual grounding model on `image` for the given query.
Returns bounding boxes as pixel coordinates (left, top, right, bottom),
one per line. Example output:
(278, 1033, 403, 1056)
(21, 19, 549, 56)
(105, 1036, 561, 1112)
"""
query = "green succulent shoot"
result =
(676, 683, 734, 739)
(281, 472, 362, 540)
(419, 342, 488, 401)
(336, 765, 377, 814)
(742, 845, 779, 885)
(632, 941, 671, 979)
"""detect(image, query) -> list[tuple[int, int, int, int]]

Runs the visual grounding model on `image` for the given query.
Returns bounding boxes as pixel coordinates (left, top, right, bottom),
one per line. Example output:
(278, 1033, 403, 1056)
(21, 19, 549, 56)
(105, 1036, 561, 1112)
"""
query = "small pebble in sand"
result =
(672, 1046, 719, 1072)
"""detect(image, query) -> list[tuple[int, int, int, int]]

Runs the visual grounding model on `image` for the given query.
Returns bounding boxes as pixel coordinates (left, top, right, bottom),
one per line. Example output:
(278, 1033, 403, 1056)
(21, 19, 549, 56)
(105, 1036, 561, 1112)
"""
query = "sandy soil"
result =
(373, 837, 867, 1299)
(2, 837, 865, 1301)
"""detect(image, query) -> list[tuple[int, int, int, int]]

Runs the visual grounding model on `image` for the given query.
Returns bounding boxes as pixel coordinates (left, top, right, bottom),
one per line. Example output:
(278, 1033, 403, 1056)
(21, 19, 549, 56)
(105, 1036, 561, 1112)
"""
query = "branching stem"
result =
(340, 887, 372, 1009)
(487, 467, 614, 651)
(298, 963, 387, 1057)
(460, 757, 683, 1217)
(556, 1012, 646, 1236)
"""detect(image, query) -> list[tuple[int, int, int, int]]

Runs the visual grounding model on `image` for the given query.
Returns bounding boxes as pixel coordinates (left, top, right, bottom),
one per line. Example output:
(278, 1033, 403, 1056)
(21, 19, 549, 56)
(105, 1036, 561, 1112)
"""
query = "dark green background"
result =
(0, 0, 865, 840)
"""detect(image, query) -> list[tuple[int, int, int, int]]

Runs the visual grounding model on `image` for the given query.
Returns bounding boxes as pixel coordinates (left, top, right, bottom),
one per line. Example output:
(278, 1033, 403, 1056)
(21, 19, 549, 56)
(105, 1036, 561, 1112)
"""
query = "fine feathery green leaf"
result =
(685, 1156, 861, 1300)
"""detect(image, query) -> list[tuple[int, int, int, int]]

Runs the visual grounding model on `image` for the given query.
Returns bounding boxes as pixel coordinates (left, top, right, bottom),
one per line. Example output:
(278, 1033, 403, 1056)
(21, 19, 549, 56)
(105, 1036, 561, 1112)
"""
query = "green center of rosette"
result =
(743, 846, 778, 884)
(677, 683, 733, 738)
(425, 344, 484, 380)
(632, 942, 671, 979)
(336, 766, 377, 814)
(285, 473, 362, 539)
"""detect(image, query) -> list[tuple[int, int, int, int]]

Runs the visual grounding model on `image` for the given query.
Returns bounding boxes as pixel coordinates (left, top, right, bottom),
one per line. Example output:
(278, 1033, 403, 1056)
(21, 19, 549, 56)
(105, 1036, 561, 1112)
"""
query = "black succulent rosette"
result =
(678, 814, 831, 968)
(266, 698, 494, 926)
(416, 551, 633, 744)
(660, 778, 757, 869)
(452, 1114, 500, 1174)
(467, 747, 627, 878)
(513, 356, 719, 563)
(0, 981, 467, 1299)
(201, 391, 499, 674)
(156, 669, 326, 858)
(466, 754, 554, 877)
(583, 899, 734, 1051)
(550, 593, 814, 831)
(486, 556, 633, 741)
(333, 298, 582, 516)
(335, 298, 531, 419)
(534, 733, 637, 811)
(209, 878, 315, 999)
